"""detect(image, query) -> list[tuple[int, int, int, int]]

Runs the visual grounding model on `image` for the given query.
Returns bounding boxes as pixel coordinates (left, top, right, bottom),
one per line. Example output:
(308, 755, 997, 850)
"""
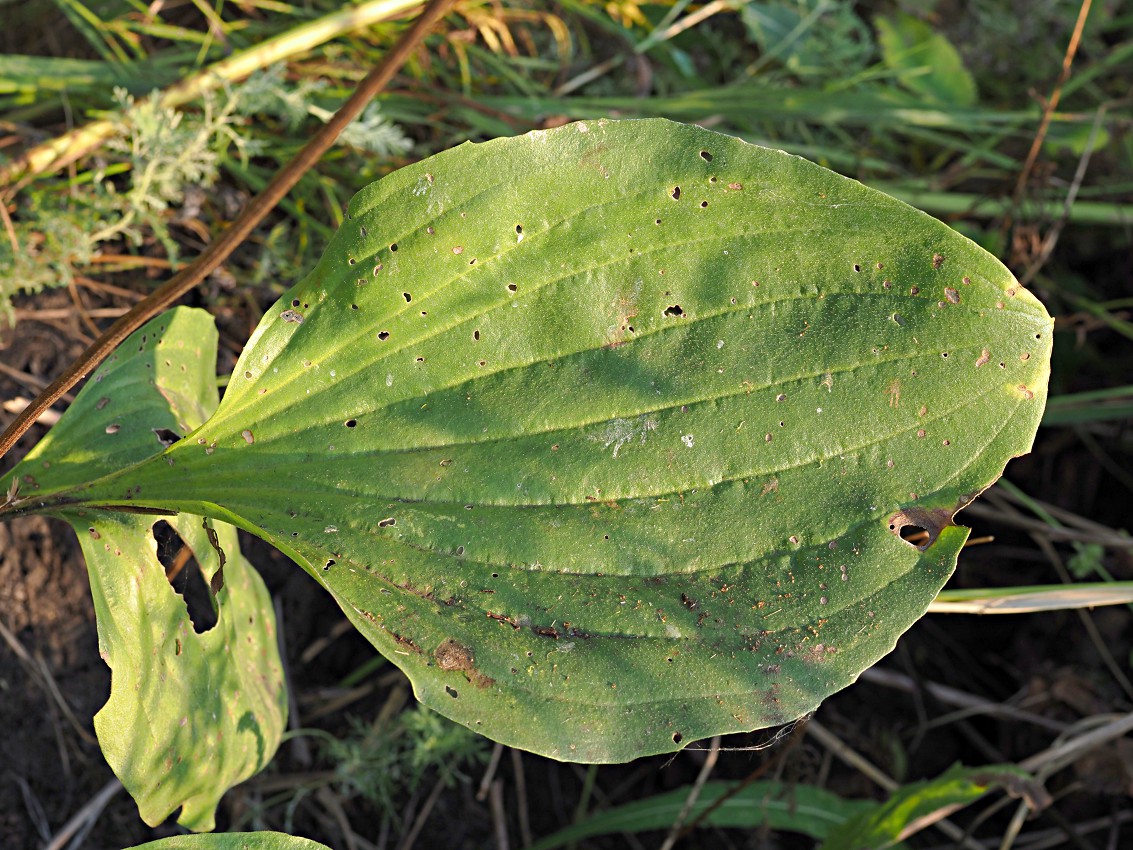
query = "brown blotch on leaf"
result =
(434, 638, 494, 688)
(435, 638, 474, 672)
(975, 349, 991, 368)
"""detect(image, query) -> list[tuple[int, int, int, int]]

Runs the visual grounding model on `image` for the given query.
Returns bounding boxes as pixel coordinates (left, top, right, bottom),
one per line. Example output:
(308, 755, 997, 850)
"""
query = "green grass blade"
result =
(820, 763, 1047, 850)
(930, 583, 1133, 613)
(530, 780, 871, 849)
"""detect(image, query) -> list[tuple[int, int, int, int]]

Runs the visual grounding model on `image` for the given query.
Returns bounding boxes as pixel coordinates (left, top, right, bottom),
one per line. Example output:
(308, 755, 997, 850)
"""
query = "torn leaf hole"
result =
(154, 521, 217, 633)
(378, 517, 396, 528)
(663, 304, 684, 318)
(153, 427, 180, 448)
(671, 186, 681, 200)
(887, 506, 954, 551)
(699, 150, 712, 161)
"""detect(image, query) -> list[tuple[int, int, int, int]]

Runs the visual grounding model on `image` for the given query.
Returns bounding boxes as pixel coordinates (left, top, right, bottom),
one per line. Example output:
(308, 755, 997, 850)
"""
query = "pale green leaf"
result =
(876, 13, 978, 107)
(127, 832, 330, 850)
(9, 306, 219, 496)
(6, 309, 286, 831)
(76, 512, 286, 831)
(14, 119, 1052, 762)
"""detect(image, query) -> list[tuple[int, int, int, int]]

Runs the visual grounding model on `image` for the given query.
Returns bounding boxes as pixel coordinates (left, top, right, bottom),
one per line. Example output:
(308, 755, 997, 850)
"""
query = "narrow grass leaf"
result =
(530, 780, 872, 849)
(820, 763, 1049, 849)
(929, 583, 1133, 614)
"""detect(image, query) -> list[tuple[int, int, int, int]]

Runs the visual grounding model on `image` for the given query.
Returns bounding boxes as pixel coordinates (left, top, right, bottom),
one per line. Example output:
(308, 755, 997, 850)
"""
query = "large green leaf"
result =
(9, 119, 1052, 762)
(5, 309, 286, 830)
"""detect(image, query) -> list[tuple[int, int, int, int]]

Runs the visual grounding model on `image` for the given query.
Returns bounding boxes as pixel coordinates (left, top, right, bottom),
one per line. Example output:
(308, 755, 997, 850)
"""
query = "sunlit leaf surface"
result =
(7, 309, 286, 829)
(15, 120, 1051, 761)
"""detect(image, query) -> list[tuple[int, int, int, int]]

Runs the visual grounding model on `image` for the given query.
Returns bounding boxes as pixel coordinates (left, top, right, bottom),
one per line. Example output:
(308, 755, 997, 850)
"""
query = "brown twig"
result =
(660, 735, 720, 850)
(510, 748, 533, 849)
(489, 780, 511, 850)
(0, 0, 456, 466)
(1011, 0, 1093, 206)
(675, 718, 808, 841)
(1019, 104, 1107, 286)
(42, 778, 122, 850)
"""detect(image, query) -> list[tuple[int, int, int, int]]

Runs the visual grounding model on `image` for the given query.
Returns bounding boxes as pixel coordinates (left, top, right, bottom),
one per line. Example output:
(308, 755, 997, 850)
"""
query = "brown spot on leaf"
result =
(932, 253, 945, 269)
(393, 632, 422, 653)
(435, 638, 474, 672)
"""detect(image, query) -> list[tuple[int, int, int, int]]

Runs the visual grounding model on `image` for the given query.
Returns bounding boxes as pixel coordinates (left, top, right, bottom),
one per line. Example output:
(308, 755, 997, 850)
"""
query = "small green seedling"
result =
(0, 118, 1052, 831)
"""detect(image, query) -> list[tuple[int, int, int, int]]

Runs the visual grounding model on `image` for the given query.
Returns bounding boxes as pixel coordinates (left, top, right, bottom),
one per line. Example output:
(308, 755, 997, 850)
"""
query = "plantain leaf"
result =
(5, 309, 286, 830)
(12, 119, 1052, 762)
(876, 13, 978, 107)
(9, 307, 218, 496)
(126, 833, 330, 850)
(76, 511, 286, 830)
